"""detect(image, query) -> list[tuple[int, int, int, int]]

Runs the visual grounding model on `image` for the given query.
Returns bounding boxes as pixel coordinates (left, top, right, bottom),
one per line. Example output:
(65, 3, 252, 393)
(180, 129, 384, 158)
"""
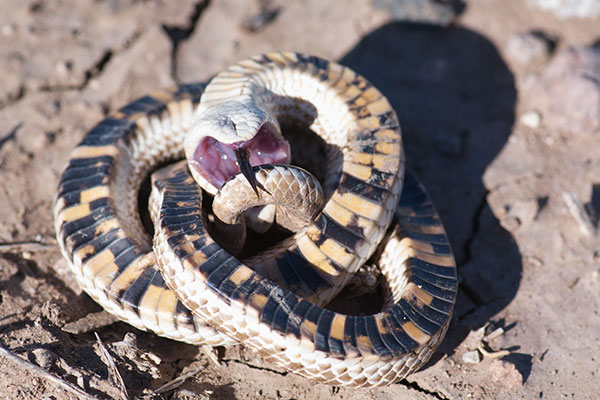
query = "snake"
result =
(54, 52, 457, 387)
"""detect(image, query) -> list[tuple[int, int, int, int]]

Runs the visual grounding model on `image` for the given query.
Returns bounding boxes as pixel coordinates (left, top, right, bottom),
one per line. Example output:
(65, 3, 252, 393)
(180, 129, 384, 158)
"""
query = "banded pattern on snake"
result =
(54, 52, 457, 387)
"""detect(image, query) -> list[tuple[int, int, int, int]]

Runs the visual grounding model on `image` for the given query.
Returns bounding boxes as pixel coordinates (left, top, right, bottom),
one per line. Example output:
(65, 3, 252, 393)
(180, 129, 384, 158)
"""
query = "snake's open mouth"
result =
(190, 122, 291, 191)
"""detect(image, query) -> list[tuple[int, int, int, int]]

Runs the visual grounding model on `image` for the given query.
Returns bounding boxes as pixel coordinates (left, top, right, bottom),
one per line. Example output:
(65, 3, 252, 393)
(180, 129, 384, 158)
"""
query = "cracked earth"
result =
(0, 0, 599, 399)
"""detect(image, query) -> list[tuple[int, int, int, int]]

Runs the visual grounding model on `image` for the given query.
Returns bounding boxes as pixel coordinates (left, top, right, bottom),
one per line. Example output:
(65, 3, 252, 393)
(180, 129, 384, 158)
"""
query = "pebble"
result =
(520, 110, 542, 128)
(489, 360, 524, 386)
(506, 31, 554, 66)
(111, 332, 138, 354)
(31, 348, 57, 369)
(462, 349, 483, 364)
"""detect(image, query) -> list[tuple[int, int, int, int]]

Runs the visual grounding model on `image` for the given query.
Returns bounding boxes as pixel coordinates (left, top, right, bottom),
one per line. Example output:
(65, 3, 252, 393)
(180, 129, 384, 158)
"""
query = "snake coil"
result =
(54, 52, 457, 387)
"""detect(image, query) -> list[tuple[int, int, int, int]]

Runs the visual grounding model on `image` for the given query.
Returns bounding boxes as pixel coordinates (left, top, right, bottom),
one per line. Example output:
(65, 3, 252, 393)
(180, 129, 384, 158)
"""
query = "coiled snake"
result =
(54, 52, 457, 387)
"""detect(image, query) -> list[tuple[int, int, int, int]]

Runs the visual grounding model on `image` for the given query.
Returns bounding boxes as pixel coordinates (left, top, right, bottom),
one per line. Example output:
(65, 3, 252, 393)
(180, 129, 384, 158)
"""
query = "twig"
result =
(477, 342, 511, 360)
(151, 365, 206, 395)
(0, 343, 97, 400)
(0, 240, 57, 251)
(94, 332, 129, 400)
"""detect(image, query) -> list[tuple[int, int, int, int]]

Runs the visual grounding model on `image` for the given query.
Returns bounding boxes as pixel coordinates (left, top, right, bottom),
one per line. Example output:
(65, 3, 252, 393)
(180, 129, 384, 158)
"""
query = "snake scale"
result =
(54, 52, 457, 387)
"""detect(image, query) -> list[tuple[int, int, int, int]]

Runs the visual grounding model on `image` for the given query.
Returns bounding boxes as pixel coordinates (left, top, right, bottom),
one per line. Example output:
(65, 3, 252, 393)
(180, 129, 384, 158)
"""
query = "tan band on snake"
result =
(54, 52, 457, 387)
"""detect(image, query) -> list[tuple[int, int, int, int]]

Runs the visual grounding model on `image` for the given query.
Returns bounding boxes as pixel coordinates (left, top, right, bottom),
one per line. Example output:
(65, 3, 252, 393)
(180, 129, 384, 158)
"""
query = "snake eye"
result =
(235, 147, 259, 197)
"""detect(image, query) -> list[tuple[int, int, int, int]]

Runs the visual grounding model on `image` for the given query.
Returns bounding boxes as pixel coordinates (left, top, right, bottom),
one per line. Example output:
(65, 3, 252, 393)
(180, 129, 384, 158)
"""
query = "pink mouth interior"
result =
(191, 122, 291, 190)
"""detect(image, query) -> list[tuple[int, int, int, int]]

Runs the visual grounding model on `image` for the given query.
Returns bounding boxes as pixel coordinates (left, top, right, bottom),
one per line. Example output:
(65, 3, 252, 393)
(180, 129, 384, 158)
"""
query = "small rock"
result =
(111, 332, 139, 357)
(31, 348, 57, 369)
(144, 351, 162, 365)
(520, 110, 542, 128)
(506, 31, 555, 66)
(532, 0, 600, 19)
(463, 349, 483, 364)
(489, 360, 524, 386)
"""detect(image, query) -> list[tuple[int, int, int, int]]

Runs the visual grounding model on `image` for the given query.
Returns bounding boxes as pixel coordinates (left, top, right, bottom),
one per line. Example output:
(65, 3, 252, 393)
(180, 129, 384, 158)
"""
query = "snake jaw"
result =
(188, 122, 290, 194)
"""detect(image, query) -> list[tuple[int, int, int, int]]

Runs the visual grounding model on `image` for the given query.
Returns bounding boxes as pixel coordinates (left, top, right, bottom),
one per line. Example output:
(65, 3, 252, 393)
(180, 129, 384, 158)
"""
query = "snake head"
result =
(184, 101, 291, 196)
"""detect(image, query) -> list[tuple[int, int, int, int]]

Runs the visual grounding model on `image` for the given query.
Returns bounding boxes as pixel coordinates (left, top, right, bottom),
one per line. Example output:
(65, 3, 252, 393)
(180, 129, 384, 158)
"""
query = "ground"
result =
(0, 0, 599, 399)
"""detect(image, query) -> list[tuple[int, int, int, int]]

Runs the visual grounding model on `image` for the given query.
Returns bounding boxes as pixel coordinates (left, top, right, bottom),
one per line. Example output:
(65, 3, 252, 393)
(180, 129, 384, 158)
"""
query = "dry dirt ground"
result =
(1, 0, 599, 399)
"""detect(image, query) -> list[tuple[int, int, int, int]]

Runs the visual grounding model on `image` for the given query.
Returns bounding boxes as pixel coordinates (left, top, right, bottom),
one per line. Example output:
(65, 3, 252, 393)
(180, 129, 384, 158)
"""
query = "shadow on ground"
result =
(340, 22, 524, 376)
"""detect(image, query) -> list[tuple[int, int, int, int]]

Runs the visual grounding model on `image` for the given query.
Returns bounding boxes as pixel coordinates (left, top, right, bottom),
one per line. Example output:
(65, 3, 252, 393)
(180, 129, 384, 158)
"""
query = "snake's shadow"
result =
(339, 23, 524, 378)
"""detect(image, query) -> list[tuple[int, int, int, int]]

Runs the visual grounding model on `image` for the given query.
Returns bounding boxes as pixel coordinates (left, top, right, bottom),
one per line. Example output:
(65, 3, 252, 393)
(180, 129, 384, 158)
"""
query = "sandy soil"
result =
(0, 0, 599, 399)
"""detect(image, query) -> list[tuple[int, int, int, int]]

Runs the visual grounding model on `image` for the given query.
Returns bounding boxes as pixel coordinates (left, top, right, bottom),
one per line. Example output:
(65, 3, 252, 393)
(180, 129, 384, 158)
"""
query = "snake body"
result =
(54, 52, 457, 387)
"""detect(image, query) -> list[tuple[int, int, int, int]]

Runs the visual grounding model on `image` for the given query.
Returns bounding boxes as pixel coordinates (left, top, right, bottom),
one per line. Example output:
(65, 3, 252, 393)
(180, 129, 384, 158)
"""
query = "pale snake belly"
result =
(54, 52, 457, 387)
